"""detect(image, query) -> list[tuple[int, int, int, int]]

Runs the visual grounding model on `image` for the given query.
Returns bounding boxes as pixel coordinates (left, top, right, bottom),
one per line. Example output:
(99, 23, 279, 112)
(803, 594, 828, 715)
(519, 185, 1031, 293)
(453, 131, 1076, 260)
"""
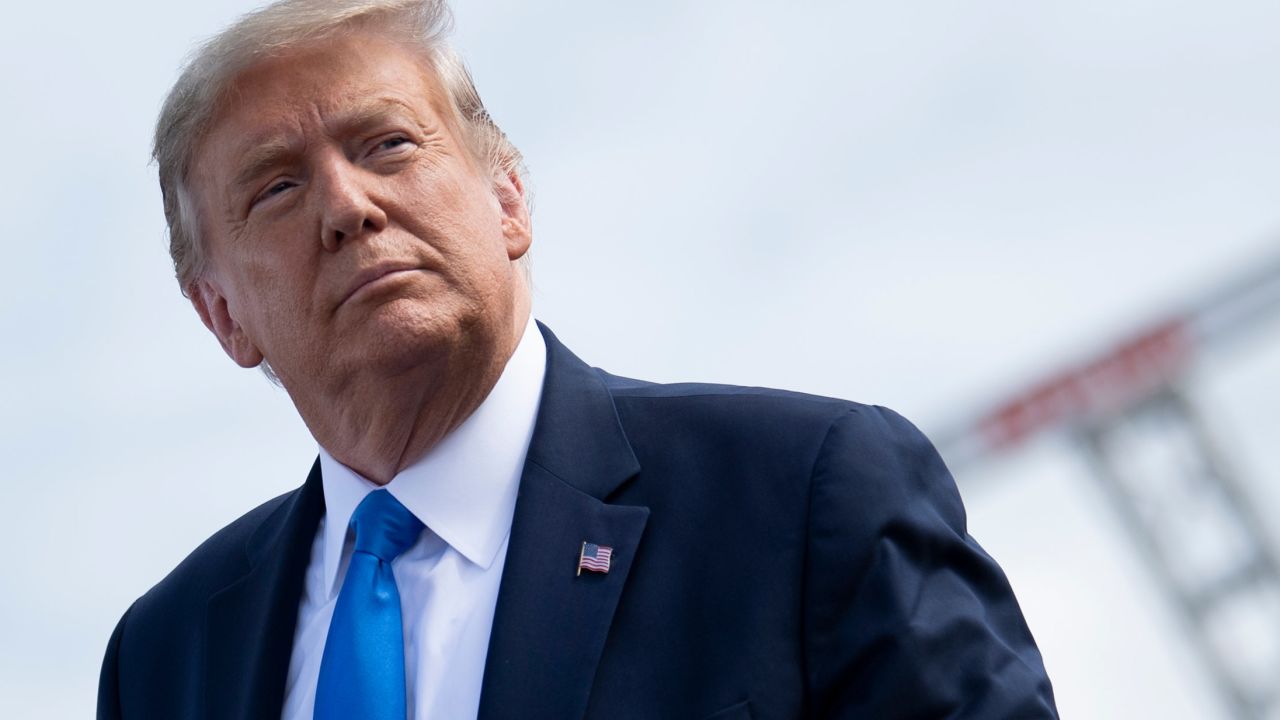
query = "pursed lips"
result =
(337, 262, 426, 308)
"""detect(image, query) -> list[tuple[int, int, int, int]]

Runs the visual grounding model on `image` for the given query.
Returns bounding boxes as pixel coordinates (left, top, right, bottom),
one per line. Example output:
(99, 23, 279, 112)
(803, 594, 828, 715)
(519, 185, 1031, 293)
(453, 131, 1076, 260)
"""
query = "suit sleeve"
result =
(802, 406, 1058, 719)
(97, 603, 133, 720)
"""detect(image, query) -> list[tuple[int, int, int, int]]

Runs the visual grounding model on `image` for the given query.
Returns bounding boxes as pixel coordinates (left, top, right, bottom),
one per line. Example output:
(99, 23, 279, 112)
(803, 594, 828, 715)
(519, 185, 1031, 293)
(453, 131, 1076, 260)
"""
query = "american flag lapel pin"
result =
(577, 541, 613, 576)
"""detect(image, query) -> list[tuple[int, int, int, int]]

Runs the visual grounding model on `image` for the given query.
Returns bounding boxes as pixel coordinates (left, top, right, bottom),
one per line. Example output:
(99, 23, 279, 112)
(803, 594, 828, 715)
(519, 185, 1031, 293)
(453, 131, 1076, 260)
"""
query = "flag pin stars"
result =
(577, 542, 613, 576)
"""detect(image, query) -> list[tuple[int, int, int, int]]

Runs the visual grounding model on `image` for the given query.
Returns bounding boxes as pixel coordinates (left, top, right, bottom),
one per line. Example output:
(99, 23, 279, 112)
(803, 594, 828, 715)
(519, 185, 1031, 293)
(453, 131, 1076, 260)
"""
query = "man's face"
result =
(188, 30, 530, 390)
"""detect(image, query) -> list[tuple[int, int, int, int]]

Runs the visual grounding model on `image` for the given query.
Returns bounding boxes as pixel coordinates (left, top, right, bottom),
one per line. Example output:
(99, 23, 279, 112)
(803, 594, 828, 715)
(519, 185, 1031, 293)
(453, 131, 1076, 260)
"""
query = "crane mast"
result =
(937, 248, 1280, 719)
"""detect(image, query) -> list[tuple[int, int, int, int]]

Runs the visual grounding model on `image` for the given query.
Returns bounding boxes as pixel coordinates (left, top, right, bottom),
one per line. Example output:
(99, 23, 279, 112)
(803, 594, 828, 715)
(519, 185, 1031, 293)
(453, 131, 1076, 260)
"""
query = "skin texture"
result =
(187, 29, 533, 485)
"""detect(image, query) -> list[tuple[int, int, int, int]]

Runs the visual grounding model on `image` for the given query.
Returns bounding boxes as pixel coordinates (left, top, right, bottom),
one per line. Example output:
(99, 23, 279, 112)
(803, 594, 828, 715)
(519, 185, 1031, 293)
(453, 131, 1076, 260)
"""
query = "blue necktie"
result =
(314, 489, 424, 720)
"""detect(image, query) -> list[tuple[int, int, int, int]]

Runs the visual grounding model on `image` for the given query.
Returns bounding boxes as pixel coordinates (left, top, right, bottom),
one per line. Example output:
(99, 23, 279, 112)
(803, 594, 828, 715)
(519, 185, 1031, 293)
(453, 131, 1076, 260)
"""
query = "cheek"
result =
(221, 245, 314, 334)
(399, 163, 504, 238)
(239, 210, 325, 282)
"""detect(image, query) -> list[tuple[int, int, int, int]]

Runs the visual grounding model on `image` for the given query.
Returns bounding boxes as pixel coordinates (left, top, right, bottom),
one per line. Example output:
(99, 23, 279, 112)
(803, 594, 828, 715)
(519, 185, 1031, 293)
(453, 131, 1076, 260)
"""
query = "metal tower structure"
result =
(936, 248, 1280, 719)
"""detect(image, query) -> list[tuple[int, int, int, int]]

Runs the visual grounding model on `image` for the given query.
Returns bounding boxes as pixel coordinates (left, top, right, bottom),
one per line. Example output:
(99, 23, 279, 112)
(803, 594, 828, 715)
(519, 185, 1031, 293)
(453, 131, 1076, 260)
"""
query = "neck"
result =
(290, 299, 532, 486)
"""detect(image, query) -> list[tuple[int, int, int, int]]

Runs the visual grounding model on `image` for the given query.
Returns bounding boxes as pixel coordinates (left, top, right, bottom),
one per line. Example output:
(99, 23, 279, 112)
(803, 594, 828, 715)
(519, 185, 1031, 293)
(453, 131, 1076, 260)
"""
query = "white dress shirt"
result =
(281, 318, 547, 720)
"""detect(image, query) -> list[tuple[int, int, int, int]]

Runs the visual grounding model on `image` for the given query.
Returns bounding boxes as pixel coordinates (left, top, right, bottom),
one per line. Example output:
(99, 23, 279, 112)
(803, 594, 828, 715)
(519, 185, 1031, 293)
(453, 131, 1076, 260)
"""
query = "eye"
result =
(250, 179, 297, 209)
(265, 180, 295, 196)
(371, 135, 414, 155)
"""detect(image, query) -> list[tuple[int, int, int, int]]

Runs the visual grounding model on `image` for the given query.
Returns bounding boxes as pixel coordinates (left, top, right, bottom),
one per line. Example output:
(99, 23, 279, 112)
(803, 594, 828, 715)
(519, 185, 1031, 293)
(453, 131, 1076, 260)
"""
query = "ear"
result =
(189, 278, 265, 369)
(493, 169, 532, 262)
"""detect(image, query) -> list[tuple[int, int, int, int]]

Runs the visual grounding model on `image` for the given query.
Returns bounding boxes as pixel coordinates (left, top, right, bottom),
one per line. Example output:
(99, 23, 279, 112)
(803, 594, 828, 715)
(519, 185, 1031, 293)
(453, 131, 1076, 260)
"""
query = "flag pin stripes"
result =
(577, 542, 613, 576)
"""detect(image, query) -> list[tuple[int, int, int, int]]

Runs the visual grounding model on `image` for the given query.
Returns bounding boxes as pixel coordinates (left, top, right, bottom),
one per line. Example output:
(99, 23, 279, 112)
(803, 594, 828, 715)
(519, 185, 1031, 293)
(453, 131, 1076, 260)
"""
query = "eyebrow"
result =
(230, 138, 300, 195)
(337, 96, 424, 135)
(343, 96, 417, 125)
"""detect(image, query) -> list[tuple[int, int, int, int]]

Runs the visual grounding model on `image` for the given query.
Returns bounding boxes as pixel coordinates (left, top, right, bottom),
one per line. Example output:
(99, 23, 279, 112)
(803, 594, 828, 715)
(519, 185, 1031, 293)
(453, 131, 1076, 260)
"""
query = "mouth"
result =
(337, 262, 426, 309)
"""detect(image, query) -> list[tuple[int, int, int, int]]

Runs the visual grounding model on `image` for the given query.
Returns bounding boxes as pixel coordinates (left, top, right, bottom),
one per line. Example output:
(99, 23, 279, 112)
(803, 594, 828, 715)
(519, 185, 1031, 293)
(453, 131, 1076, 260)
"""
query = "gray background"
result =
(2, 1, 1278, 717)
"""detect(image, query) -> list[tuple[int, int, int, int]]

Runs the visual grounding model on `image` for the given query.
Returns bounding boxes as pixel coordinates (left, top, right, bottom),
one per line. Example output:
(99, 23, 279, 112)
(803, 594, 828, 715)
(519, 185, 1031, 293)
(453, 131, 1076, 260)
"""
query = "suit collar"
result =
(206, 460, 325, 720)
(478, 322, 649, 720)
(523, 321, 640, 499)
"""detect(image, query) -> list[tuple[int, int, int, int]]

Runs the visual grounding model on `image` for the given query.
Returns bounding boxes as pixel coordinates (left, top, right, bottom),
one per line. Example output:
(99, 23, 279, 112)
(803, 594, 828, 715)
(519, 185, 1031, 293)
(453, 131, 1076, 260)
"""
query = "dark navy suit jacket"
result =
(99, 324, 1058, 719)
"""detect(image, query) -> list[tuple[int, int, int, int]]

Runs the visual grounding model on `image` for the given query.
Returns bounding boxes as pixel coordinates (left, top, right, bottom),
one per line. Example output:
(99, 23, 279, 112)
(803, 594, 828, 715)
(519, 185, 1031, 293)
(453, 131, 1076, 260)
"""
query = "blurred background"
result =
(2, 0, 1278, 717)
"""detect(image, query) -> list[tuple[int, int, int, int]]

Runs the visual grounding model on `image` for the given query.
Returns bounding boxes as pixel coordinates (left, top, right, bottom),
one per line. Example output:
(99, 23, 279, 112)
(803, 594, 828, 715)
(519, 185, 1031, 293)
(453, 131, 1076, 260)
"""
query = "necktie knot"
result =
(350, 489, 424, 563)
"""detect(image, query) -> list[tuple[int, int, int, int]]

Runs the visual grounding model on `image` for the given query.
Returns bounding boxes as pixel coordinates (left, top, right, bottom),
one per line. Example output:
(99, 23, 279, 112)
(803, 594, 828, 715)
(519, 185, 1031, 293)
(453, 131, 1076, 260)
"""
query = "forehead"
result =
(197, 31, 449, 173)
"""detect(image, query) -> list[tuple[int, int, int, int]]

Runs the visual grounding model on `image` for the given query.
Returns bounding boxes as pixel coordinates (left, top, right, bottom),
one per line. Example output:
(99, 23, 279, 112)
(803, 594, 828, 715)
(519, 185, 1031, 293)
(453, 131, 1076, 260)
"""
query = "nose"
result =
(317, 158, 388, 251)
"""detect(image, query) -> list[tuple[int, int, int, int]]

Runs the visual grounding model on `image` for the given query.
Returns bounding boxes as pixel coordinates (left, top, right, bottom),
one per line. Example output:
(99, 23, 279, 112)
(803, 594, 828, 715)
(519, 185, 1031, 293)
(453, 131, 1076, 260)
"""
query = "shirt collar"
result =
(318, 316, 547, 597)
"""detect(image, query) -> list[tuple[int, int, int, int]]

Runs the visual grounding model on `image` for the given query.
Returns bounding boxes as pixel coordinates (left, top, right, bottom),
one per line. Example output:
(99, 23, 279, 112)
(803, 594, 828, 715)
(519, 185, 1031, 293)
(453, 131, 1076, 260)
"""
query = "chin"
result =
(357, 298, 496, 376)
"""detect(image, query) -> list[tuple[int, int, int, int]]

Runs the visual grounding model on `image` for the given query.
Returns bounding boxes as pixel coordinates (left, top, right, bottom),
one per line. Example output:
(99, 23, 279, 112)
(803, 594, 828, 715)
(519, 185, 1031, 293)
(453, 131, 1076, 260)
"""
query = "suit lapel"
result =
(478, 323, 650, 720)
(206, 460, 324, 720)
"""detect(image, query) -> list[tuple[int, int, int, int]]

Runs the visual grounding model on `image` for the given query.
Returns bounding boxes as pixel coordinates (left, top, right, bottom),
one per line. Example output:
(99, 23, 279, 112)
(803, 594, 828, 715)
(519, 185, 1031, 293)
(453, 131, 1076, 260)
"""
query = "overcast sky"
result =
(2, 1, 1279, 717)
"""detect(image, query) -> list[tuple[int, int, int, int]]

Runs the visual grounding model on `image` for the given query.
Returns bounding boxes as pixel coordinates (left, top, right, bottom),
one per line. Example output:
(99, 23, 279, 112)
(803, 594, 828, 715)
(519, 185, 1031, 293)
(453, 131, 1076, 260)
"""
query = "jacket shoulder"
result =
(599, 368, 911, 443)
(129, 487, 299, 621)
(598, 369, 936, 523)
(102, 486, 307, 717)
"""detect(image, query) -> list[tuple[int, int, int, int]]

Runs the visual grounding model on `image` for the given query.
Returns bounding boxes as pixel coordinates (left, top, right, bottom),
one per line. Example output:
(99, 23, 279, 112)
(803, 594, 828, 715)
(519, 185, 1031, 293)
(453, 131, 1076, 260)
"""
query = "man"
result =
(100, 0, 1058, 717)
